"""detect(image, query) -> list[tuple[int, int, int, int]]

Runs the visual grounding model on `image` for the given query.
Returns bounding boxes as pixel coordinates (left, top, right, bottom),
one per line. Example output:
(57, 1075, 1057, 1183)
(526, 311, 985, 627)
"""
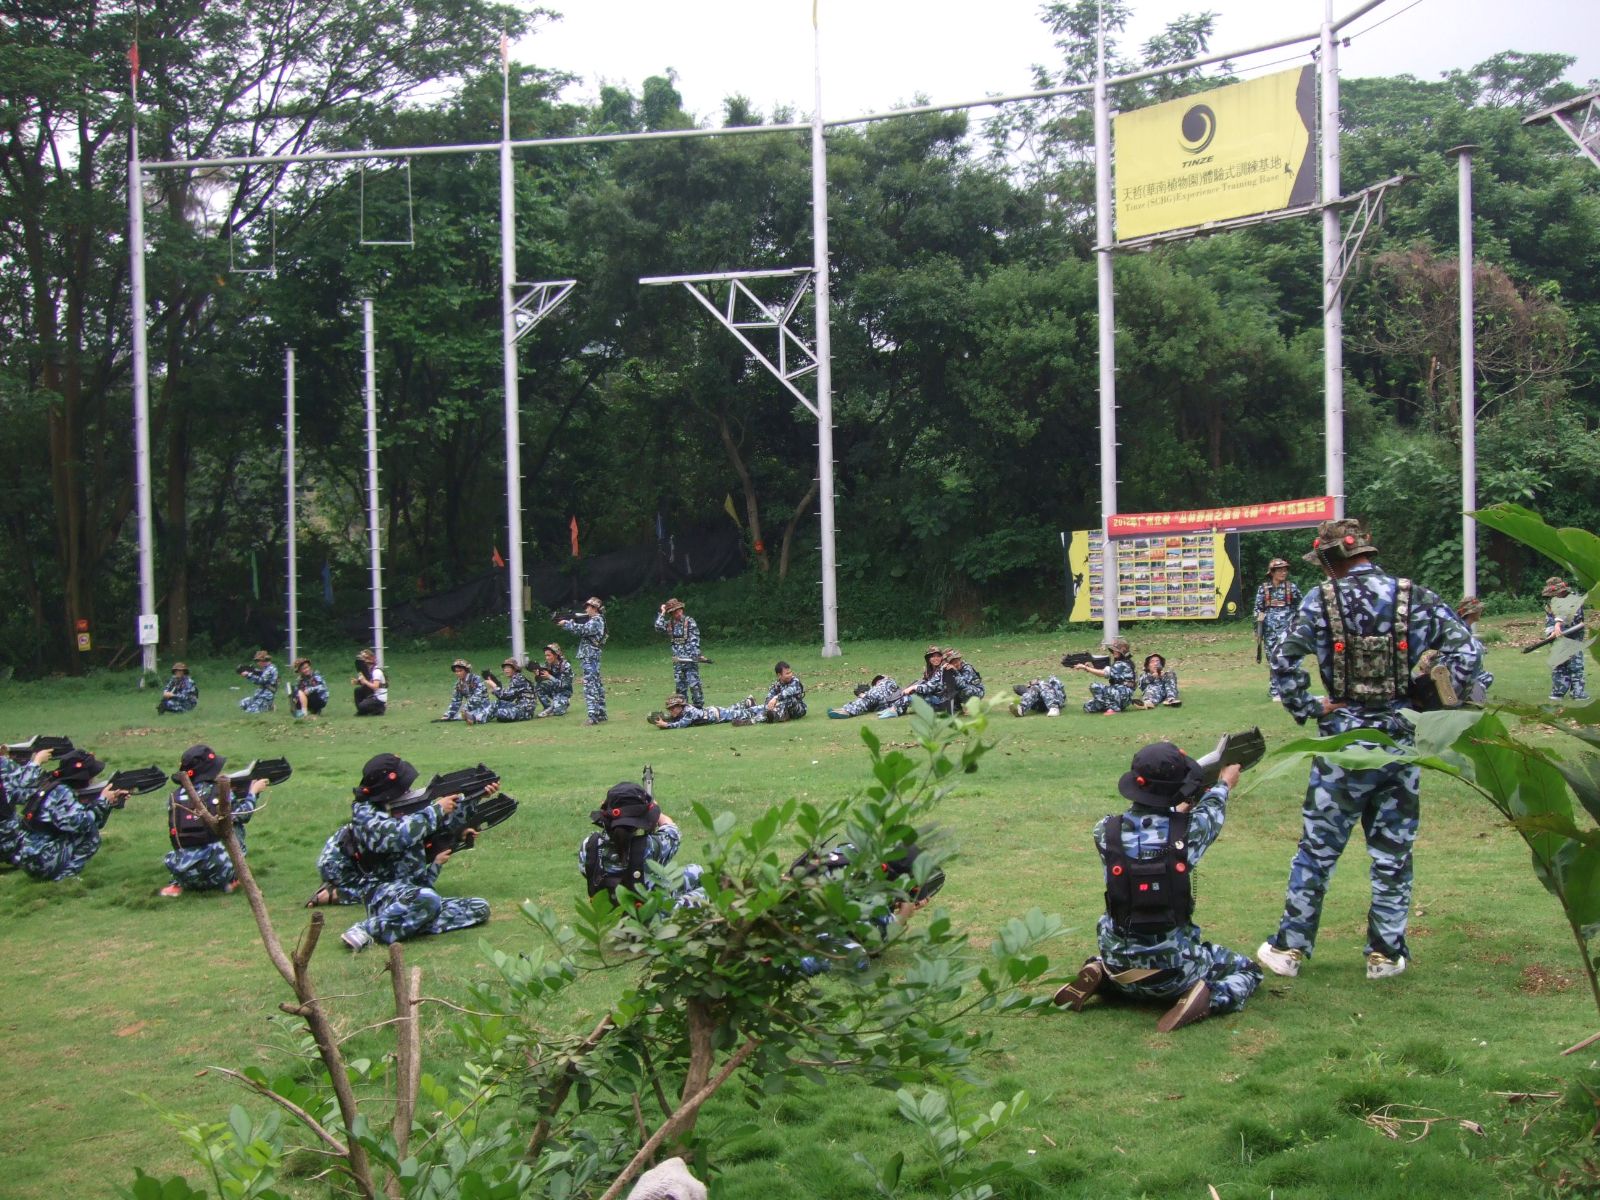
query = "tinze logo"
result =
(1178, 103, 1216, 161)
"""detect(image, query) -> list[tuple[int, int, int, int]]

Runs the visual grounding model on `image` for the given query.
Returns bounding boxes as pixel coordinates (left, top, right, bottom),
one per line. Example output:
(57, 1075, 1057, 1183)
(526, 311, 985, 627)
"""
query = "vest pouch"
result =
(1343, 634, 1404, 705)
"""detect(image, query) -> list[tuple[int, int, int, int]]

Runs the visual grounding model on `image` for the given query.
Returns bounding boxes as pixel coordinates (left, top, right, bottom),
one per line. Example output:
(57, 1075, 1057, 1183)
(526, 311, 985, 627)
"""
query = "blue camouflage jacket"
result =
(766, 675, 807, 714)
(295, 671, 329, 702)
(1254, 581, 1302, 625)
(655, 612, 702, 660)
(164, 675, 199, 707)
(349, 799, 446, 888)
(443, 673, 487, 720)
(243, 663, 279, 691)
(561, 614, 607, 657)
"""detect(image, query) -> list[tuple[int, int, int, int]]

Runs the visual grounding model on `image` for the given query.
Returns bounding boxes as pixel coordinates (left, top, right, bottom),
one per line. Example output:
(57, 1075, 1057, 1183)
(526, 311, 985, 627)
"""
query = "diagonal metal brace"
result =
(512, 280, 576, 344)
(1326, 173, 1411, 307)
(1524, 88, 1600, 172)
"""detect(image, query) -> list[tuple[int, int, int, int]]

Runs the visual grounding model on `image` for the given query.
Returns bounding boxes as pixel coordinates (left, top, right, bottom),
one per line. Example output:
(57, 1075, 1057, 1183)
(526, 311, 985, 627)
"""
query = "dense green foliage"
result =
(2, 2, 1597, 675)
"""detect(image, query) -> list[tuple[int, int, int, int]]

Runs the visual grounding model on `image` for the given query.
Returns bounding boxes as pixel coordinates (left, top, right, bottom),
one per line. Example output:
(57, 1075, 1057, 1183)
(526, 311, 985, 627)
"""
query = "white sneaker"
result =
(1366, 952, 1407, 980)
(342, 925, 373, 952)
(1046, 706, 1061, 717)
(1257, 941, 1304, 977)
(1010, 703, 1025, 717)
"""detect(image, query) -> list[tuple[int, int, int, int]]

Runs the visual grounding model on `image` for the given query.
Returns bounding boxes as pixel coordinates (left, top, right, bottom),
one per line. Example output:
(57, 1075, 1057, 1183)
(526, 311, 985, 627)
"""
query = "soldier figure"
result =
(828, 674, 902, 719)
(761, 662, 807, 722)
(308, 822, 377, 908)
(288, 658, 329, 719)
(353, 648, 388, 717)
(579, 781, 702, 906)
(653, 693, 759, 729)
(156, 662, 199, 715)
(880, 647, 948, 718)
(558, 597, 608, 725)
(533, 644, 575, 717)
(1257, 518, 1478, 981)
(1135, 653, 1182, 708)
(944, 649, 985, 711)
(1542, 577, 1588, 702)
(1054, 744, 1260, 1031)
(655, 598, 706, 707)
(1076, 638, 1136, 714)
(1, 742, 55, 865)
(1255, 558, 1303, 700)
(238, 650, 279, 713)
(160, 744, 267, 897)
(1010, 676, 1066, 717)
(441, 659, 487, 722)
(1456, 596, 1494, 703)
(12, 749, 130, 880)
(474, 657, 538, 723)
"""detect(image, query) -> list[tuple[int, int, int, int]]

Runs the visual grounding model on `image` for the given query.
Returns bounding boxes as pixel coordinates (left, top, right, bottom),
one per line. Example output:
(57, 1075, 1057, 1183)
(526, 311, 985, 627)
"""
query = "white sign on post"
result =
(137, 614, 160, 646)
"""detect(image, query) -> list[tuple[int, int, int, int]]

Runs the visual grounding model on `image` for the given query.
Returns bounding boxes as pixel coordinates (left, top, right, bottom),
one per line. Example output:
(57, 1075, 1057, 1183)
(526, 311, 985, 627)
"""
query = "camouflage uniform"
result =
(441, 672, 487, 721)
(342, 800, 490, 946)
(289, 671, 329, 718)
(660, 702, 760, 729)
(14, 784, 115, 880)
(1013, 677, 1067, 716)
(1082, 658, 1136, 713)
(560, 613, 608, 722)
(476, 671, 537, 722)
(0, 757, 46, 865)
(157, 674, 199, 714)
(1091, 783, 1262, 1015)
(1265, 553, 1478, 964)
(1255, 579, 1303, 696)
(1546, 603, 1588, 701)
(1467, 631, 1494, 701)
(576, 820, 703, 900)
(655, 610, 705, 707)
(949, 662, 985, 707)
(886, 670, 949, 718)
(163, 782, 256, 891)
(832, 676, 901, 718)
(1137, 670, 1182, 706)
(762, 674, 807, 722)
(536, 659, 575, 716)
(316, 825, 377, 905)
(239, 662, 279, 713)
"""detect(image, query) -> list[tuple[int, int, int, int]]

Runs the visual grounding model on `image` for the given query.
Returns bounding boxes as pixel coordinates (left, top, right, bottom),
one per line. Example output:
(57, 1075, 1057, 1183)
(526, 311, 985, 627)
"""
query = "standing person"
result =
(160, 744, 268, 897)
(13, 750, 131, 881)
(1542, 577, 1589, 702)
(1456, 596, 1494, 703)
(1010, 675, 1066, 717)
(1076, 639, 1136, 715)
(237, 650, 279, 713)
(1, 742, 55, 866)
(654, 598, 705, 708)
(476, 658, 538, 723)
(1255, 558, 1303, 700)
(1053, 745, 1259, 1031)
(156, 662, 199, 715)
(761, 661, 807, 722)
(828, 674, 901, 719)
(1257, 518, 1478, 981)
(533, 644, 574, 717)
(440, 659, 487, 722)
(288, 658, 329, 719)
(1135, 653, 1182, 708)
(557, 597, 608, 725)
(353, 648, 387, 717)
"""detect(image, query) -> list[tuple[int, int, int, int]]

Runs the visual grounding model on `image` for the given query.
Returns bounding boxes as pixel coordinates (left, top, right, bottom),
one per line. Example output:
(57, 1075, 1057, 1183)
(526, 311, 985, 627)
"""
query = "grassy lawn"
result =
(0, 618, 1593, 1198)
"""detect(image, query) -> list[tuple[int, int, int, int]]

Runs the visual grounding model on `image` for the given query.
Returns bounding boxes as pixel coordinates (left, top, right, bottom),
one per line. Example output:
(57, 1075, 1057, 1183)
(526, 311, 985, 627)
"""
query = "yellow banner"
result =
(1114, 66, 1316, 241)
(1068, 531, 1240, 622)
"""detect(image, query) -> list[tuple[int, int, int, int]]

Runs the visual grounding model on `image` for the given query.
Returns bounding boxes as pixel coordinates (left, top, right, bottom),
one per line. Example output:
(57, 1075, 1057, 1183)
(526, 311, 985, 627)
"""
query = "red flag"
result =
(569, 516, 580, 558)
(492, 546, 506, 569)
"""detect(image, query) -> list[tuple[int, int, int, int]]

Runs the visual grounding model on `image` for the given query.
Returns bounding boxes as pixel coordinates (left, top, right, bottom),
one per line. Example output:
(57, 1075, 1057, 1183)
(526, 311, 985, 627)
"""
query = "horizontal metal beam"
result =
(640, 267, 814, 286)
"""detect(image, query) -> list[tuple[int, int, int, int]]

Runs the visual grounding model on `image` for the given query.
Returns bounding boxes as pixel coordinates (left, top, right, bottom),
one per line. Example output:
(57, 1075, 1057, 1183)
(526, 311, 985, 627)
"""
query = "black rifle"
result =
(226, 758, 294, 787)
(1522, 622, 1588, 654)
(672, 656, 715, 665)
(643, 764, 654, 799)
(1060, 652, 1111, 670)
(481, 668, 501, 688)
(790, 841, 947, 903)
(5, 735, 73, 762)
(406, 764, 514, 857)
(551, 610, 585, 624)
(428, 791, 519, 857)
(235, 663, 255, 675)
(78, 764, 168, 807)
(1254, 620, 1264, 664)
(1193, 728, 1268, 791)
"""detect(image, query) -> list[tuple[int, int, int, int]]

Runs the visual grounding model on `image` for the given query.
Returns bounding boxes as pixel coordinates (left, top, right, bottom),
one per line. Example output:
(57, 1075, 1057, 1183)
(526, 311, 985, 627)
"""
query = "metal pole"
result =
(129, 107, 157, 674)
(1321, 0, 1345, 518)
(500, 46, 528, 663)
(363, 300, 385, 664)
(285, 348, 298, 664)
(1450, 145, 1478, 596)
(812, 2, 841, 657)
(1095, 1, 1119, 643)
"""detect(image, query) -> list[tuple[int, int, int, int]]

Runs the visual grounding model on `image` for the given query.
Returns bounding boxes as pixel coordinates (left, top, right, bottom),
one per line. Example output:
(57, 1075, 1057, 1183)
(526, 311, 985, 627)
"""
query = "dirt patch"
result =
(116, 1021, 147, 1037)
(1518, 964, 1576, 995)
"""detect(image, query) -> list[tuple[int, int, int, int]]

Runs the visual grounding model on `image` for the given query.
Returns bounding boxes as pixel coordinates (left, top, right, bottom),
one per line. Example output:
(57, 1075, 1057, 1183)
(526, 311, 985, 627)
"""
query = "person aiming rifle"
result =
(556, 597, 608, 725)
(11, 748, 133, 880)
(161, 745, 282, 897)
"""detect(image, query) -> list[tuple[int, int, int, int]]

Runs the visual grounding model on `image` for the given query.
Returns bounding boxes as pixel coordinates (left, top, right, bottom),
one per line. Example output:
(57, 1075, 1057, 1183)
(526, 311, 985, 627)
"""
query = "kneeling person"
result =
(162, 744, 266, 896)
(579, 781, 701, 906)
(1053, 743, 1260, 1031)
(13, 750, 130, 881)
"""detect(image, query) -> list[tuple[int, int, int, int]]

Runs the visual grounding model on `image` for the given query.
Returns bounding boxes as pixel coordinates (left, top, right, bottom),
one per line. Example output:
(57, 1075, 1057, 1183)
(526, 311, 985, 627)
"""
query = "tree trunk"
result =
(716, 401, 768, 572)
(778, 477, 819, 582)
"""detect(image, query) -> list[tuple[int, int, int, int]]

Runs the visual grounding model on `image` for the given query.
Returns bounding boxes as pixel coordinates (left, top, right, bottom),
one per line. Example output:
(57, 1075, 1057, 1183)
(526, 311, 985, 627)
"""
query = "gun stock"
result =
(5, 735, 73, 761)
(1194, 728, 1268, 790)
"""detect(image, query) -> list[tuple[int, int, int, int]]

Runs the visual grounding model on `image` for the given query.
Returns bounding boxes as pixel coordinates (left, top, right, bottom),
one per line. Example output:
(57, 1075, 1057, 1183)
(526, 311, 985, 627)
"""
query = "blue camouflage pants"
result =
(15, 828, 102, 880)
(240, 687, 276, 713)
(1552, 652, 1588, 700)
(1263, 615, 1294, 695)
(0, 819, 22, 866)
(1270, 754, 1420, 961)
(356, 883, 490, 944)
(157, 697, 197, 714)
(836, 676, 901, 717)
(579, 648, 606, 721)
(673, 662, 704, 708)
(316, 835, 374, 904)
(1015, 677, 1067, 715)
(1140, 671, 1181, 706)
(1102, 942, 1263, 1014)
(1082, 682, 1134, 713)
(164, 843, 238, 890)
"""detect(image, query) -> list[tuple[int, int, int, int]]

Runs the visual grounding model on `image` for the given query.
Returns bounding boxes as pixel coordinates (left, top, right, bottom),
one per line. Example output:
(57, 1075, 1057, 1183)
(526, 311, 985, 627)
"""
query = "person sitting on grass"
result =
(238, 650, 278, 713)
(880, 646, 948, 718)
(1052, 743, 1260, 1032)
(944, 648, 985, 711)
(288, 658, 329, 719)
(1135, 653, 1182, 708)
(156, 662, 198, 715)
(1075, 638, 1137, 715)
(533, 644, 575, 717)
(12, 750, 131, 881)
(161, 744, 267, 898)
(441, 659, 487, 722)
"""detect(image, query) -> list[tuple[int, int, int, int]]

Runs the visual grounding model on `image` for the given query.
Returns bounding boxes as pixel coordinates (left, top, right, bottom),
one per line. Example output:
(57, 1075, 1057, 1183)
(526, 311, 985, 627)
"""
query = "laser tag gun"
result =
(1193, 727, 1268, 791)
(4, 735, 73, 762)
(481, 668, 501, 688)
(401, 763, 514, 858)
(1522, 622, 1589, 654)
(643, 764, 654, 798)
(79, 764, 167, 807)
(646, 710, 669, 725)
(1060, 651, 1111, 670)
(234, 663, 255, 676)
(1254, 621, 1265, 665)
(551, 609, 586, 624)
(224, 758, 294, 788)
(789, 841, 947, 903)
(672, 656, 715, 665)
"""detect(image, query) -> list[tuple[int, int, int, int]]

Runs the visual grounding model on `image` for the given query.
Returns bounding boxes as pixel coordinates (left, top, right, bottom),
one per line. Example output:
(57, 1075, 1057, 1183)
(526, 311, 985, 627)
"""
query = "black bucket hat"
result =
(51, 749, 105, 788)
(591, 781, 660, 832)
(1118, 743, 1203, 810)
(179, 744, 226, 783)
(355, 753, 419, 806)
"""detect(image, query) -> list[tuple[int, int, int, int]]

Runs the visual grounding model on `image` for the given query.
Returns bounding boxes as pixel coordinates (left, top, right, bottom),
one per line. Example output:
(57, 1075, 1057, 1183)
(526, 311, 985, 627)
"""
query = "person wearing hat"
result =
(160, 744, 267, 897)
(1075, 638, 1136, 714)
(237, 650, 279, 713)
(474, 657, 538, 722)
(532, 644, 574, 717)
(288, 658, 329, 719)
(156, 662, 199, 715)
(1541, 577, 1588, 702)
(1254, 557, 1303, 699)
(1257, 518, 1477, 982)
(1052, 744, 1258, 1032)
(828, 673, 902, 719)
(353, 648, 388, 717)
(1455, 596, 1494, 704)
(654, 598, 706, 708)
(557, 597, 608, 725)
(440, 658, 488, 722)
(340, 753, 493, 951)
(578, 781, 701, 906)
(944, 648, 985, 711)
(1009, 673, 1066, 717)
(1135, 652, 1182, 708)
(12, 749, 131, 880)
(1, 740, 58, 866)
(652, 693, 760, 730)
(879, 646, 948, 719)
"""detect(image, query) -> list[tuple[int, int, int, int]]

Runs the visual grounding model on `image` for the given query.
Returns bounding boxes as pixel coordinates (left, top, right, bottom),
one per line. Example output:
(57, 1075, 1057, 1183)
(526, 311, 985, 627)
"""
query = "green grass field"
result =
(1, 620, 1594, 1198)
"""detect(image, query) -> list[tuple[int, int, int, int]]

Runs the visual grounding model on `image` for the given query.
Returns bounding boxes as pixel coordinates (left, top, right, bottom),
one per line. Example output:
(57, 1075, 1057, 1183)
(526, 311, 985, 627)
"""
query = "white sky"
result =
(522, 0, 1600, 125)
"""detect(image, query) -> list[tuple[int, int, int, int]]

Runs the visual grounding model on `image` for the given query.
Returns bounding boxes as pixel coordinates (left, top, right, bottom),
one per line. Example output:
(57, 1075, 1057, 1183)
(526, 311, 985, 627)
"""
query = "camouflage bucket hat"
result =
(666, 694, 687, 708)
(451, 658, 472, 672)
(172, 662, 189, 673)
(1267, 557, 1290, 572)
(253, 649, 272, 661)
(663, 597, 685, 614)
(1104, 637, 1131, 656)
(1457, 596, 1484, 620)
(1303, 518, 1377, 565)
(1542, 576, 1570, 598)
(585, 596, 605, 611)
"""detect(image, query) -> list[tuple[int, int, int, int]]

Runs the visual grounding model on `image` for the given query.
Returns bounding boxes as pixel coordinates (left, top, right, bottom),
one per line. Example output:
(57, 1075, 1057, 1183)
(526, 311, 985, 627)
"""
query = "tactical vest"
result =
(1102, 811, 1194, 934)
(169, 787, 220, 850)
(20, 787, 67, 837)
(583, 830, 650, 903)
(1261, 583, 1294, 609)
(1322, 577, 1412, 705)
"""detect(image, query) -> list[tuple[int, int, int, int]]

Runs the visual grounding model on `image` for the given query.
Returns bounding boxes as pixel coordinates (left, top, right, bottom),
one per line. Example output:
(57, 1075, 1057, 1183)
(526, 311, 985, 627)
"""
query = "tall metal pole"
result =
(1450, 144, 1478, 596)
(363, 300, 385, 664)
(1320, 0, 1345, 518)
(812, 2, 841, 657)
(499, 39, 528, 663)
(1094, 1, 1120, 643)
(285, 348, 299, 664)
(129, 92, 158, 674)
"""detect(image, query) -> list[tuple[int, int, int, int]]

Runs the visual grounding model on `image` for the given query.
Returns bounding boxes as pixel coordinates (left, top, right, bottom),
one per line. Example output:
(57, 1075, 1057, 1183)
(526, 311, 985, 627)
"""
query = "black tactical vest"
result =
(1102, 810, 1194, 934)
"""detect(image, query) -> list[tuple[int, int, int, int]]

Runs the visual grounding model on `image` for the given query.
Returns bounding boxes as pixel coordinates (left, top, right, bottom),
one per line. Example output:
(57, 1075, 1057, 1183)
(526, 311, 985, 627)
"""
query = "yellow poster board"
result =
(1114, 66, 1316, 241)
(1068, 531, 1240, 622)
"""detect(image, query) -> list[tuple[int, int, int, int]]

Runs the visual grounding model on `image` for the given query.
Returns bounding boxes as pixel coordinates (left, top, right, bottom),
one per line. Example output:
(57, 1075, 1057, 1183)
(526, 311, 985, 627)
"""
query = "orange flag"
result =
(492, 546, 506, 569)
(569, 516, 580, 557)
